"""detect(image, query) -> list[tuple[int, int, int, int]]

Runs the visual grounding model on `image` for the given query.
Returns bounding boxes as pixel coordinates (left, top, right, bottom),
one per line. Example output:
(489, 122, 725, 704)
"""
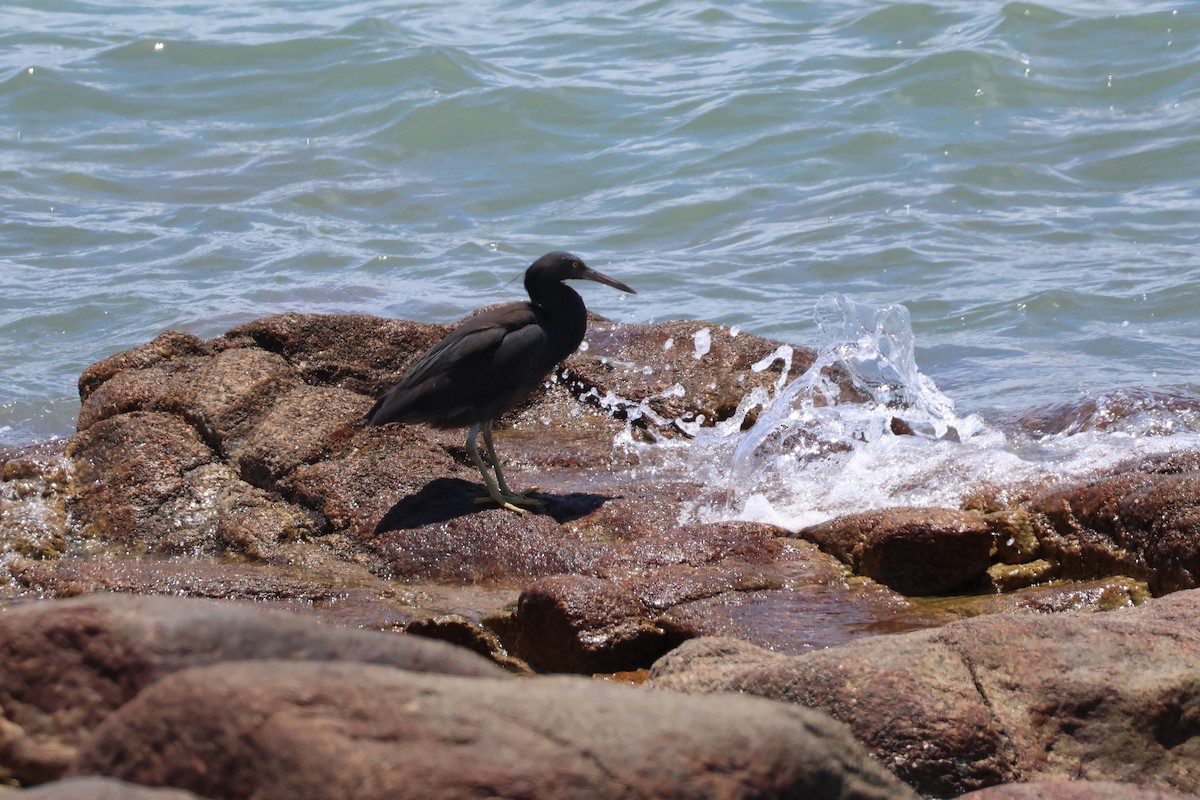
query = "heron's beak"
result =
(580, 266, 636, 294)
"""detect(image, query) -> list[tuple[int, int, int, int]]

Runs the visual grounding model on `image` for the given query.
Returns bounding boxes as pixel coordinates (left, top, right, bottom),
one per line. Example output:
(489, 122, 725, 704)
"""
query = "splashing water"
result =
(734, 295, 984, 462)
(647, 294, 1200, 530)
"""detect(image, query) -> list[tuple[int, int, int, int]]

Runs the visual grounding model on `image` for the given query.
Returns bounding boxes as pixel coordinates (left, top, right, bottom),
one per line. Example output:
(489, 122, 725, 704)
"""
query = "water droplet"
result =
(692, 328, 711, 360)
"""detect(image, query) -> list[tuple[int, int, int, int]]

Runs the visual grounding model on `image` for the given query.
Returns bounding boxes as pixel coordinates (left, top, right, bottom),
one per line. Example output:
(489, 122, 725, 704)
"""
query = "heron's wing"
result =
(367, 303, 552, 426)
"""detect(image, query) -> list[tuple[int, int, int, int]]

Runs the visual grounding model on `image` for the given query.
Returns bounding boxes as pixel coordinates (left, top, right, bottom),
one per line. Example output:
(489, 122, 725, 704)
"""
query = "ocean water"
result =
(3, 1, 1199, 522)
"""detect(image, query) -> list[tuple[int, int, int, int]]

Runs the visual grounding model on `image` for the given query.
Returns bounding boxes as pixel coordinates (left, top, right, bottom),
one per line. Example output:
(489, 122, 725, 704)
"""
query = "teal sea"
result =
(3, 1, 1199, 507)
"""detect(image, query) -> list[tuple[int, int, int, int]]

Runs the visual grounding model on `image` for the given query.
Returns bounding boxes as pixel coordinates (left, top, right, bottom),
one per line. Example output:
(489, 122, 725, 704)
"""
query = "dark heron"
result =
(366, 251, 636, 513)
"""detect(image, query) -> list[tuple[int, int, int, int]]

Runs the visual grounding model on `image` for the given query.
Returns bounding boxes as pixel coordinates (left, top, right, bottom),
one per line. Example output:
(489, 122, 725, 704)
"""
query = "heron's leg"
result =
(482, 419, 540, 500)
(466, 422, 540, 512)
(465, 422, 517, 512)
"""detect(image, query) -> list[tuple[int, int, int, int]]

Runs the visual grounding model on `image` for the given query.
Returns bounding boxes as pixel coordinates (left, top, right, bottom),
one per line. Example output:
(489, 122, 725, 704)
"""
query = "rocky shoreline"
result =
(2, 312, 1200, 798)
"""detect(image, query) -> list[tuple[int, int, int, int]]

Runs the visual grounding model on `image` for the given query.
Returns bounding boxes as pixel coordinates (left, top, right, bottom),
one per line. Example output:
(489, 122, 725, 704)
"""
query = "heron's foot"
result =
(474, 487, 544, 514)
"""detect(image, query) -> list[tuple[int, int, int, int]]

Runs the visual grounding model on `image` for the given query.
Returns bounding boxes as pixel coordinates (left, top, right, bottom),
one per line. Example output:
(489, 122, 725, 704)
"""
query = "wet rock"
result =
(5, 551, 521, 638)
(925, 576, 1150, 619)
(78, 345, 299, 446)
(594, 520, 791, 580)
(986, 558, 1058, 592)
(506, 574, 666, 673)
(371, 507, 602, 582)
(403, 614, 531, 673)
(73, 660, 917, 800)
(62, 312, 802, 572)
(555, 480, 706, 543)
(67, 411, 316, 556)
(1011, 389, 1200, 439)
(0, 444, 71, 562)
(76, 330, 214, 404)
(649, 588, 1200, 798)
(956, 780, 1197, 800)
(566, 318, 805, 435)
(799, 507, 994, 595)
(492, 525, 957, 668)
(68, 411, 214, 544)
(655, 579, 940, 654)
(1027, 451, 1200, 594)
(279, 425, 457, 539)
(9, 777, 203, 800)
(52, 311, 1200, 686)
(225, 312, 450, 397)
(224, 383, 369, 487)
(0, 593, 501, 785)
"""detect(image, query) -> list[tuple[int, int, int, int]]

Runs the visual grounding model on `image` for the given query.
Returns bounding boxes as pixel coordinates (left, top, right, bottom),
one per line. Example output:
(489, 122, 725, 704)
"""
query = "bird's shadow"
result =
(374, 477, 615, 532)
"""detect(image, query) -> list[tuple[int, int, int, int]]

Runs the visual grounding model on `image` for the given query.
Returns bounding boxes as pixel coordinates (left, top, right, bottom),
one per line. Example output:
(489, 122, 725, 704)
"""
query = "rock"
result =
(649, 588, 1200, 798)
(799, 507, 994, 595)
(67, 411, 319, 557)
(565, 318, 806, 435)
(506, 574, 667, 673)
(1027, 451, 1200, 594)
(0, 444, 71, 561)
(9, 777, 203, 799)
(225, 312, 450, 397)
(73, 660, 917, 800)
(43, 311, 1200, 688)
(225, 383, 370, 487)
(925, 576, 1150, 619)
(0, 594, 502, 785)
(956, 780, 1197, 799)
(371, 507, 602, 582)
(6, 552, 522, 637)
(594, 520, 791, 581)
(491, 525, 960, 670)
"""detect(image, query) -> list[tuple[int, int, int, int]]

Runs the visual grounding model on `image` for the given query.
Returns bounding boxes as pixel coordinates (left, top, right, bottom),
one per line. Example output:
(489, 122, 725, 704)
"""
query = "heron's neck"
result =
(528, 282, 587, 352)
(528, 281, 584, 319)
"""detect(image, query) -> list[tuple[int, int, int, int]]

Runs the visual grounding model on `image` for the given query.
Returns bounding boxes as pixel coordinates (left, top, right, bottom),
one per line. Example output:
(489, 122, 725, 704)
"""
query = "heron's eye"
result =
(572, 261, 580, 268)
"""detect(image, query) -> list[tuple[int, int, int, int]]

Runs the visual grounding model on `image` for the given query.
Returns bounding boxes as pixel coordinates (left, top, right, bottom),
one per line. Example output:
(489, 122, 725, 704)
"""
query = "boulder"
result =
(66, 313, 792, 567)
(73, 660, 916, 800)
(799, 506, 994, 595)
(564, 318, 810, 434)
(1027, 451, 1200, 594)
(8, 777, 203, 799)
(956, 780, 1197, 799)
(650, 588, 1200, 798)
(506, 574, 666, 673)
(0, 594, 501, 785)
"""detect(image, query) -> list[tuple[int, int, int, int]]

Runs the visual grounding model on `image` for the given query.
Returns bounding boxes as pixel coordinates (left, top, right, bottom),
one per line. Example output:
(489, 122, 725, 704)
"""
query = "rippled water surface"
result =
(3, 1, 1199, 464)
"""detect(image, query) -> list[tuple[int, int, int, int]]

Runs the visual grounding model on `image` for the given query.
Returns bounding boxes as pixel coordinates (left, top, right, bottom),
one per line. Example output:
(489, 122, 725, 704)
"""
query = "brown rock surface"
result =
(565, 318, 813, 433)
(506, 574, 667, 673)
(800, 506, 994, 595)
(9, 777, 203, 800)
(7, 312, 1200, 798)
(66, 313, 792, 564)
(956, 780, 1197, 800)
(4, 311, 1195, 690)
(0, 594, 501, 785)
(650, 588, 1200, 798)
(1026, 451, 1200, 594)
(73, 660, 917, 800)
(56, 311, 923, 676)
